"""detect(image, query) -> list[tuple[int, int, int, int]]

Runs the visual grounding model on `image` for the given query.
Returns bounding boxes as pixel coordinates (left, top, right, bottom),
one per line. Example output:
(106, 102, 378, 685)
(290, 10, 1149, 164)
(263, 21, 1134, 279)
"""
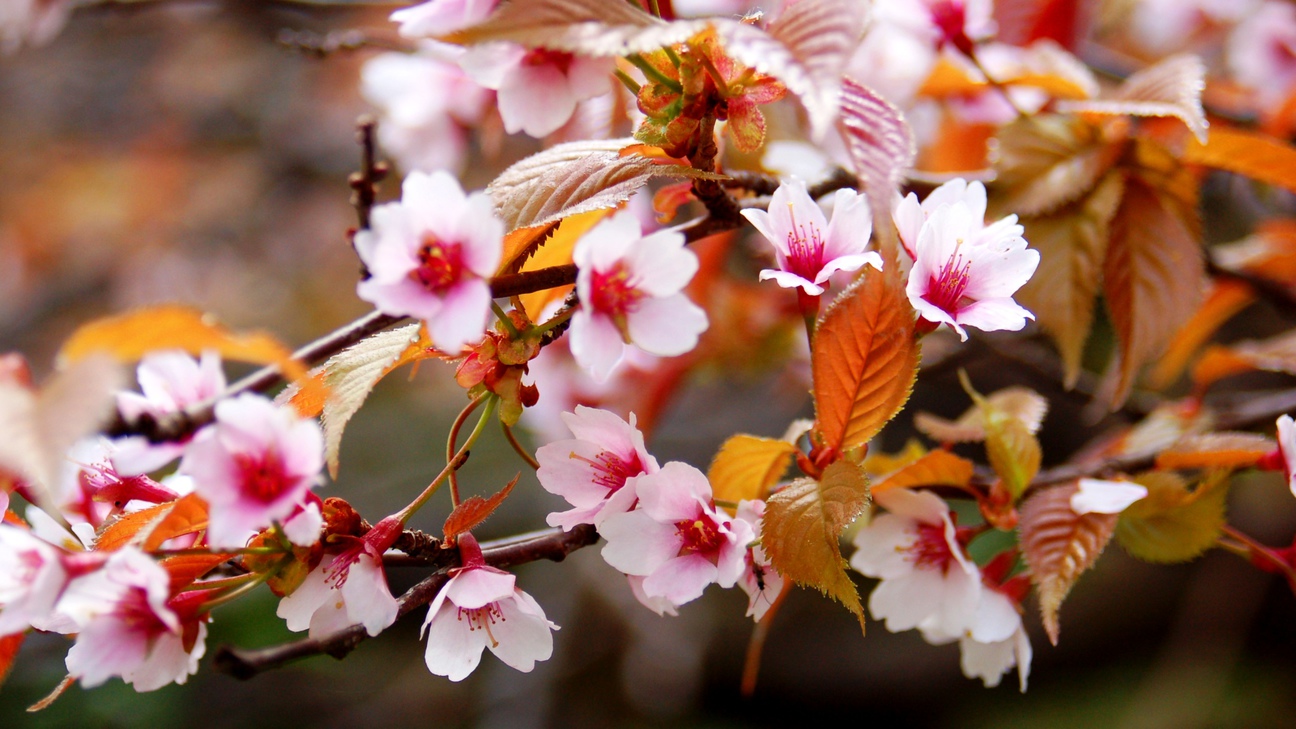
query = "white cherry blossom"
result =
(536, 406, 660, 530)
(460, 44, 614, 139)
(278, 516, 401, 639)
(112, 351, 226, 476)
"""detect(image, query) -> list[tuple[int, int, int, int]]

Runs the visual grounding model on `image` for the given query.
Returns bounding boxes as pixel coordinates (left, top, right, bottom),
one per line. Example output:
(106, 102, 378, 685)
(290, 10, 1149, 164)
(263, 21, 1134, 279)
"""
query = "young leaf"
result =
(161, 553, 236, 593)
(811, 267, 920, 454)
(1181, 126, 1296, 195)
(1103, 171, 1204, 406)
(719, 0, 871, 140)
(707, 434, 798, 504)
(1156, 433, 1275, 471)
(1146, 278, 1255, 389)
(914, 386, 1049, 444)
(140, 493, 210, 551)
(871, 450, 974, 494)
(1058, 54, 1208, 143)
(57, 304, 305, 381)
(486, 139, 722, 232)
(94, 500, 176, 552)
(443, 0, 707, 56)
(762, 460, 871, 631)
(1116, 471, 1229, 563)
(1018, 482, 1118, 645)
(991, 114, 1121, 217)
(444, 476, 518, 541)
(985, 412, 1042, 501)
(837, 76, 916, 208)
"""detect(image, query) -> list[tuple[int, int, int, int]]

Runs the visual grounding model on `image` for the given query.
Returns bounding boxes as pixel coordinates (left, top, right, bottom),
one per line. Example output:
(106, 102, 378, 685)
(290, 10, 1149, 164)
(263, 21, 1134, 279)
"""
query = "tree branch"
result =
(211, 525, 599, 680)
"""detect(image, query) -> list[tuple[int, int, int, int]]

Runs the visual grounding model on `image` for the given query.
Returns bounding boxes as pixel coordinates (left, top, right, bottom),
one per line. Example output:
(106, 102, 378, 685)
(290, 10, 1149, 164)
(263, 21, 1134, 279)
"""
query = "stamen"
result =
(568, 449, 645, 494)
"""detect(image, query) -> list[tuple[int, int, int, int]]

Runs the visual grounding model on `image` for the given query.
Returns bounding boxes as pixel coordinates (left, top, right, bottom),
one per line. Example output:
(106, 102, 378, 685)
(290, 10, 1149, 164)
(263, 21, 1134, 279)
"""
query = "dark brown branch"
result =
(806, 167, 860, 200)
(348, 117, 388, 233)
(212, 525, 598, 679)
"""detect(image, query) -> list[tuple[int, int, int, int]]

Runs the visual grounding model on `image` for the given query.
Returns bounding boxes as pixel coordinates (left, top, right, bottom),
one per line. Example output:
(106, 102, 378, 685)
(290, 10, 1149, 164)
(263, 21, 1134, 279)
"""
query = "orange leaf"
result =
(1156, 432, 1276, 470)
(918, 111, 996, 173)
(918, 55, 984, 97)
(1147, 278, 1255, 389)
(1213, 219, 1296, 288)
(444, 475, 518, 541)
(286, 371, 330, 419)
(497, 222, 560, 276)
(94, 501, 176, 551)
(707, 434, 798, 505)
(0, 632, 24, 690)
(1191, 329, 1296, 394)
(1191, 346, 1257, 393)
(1018, 482, 1117, 645)
(1182, 126, 1296, 194)
(142, 493, 209, 550)
(57, 305, 306, 381)
(872, 450, 974, 494)
(162, 553, 235, 592)
(1103, 167, 1204, 406)
(762, 460, 871, 632)
(811, 267, 919, 454)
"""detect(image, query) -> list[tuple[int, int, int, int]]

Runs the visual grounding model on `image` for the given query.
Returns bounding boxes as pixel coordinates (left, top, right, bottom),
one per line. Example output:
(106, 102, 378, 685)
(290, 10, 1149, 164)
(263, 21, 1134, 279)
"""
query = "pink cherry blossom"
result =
(571, 211, 708, 382)
(0, 522, 69, 636)
(391, 0, 498, 37)
(111, 350, 227, 476)
(740, 179, 882, 296)
(536, 405, 660, 530)
(899, 180, 1039, 340)
(1071, 478, 1149, 515)
(355, 170, 504, 354)
(735, 499, 784, 622)
(1229, 2, 1296, 112)
(61, 547, 207, 692)
(1275, 415, 1296, 498)
(179, 393, 324, 549)
(277, 516, 400, 639)
(600, 462, 753, 606)
(850, 488, 982, 636)
(460, 43, 614, 138)
(627, 574, 680, 617)
(422, 535, 558, 681)
(1, 0, 73, 54)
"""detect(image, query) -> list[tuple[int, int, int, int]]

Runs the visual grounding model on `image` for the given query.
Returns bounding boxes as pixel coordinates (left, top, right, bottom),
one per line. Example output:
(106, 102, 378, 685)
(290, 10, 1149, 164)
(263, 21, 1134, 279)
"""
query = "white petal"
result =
(625, 294, 707, 357)
(1072, 479, 1148, 514)
(422, 599, 487, 682)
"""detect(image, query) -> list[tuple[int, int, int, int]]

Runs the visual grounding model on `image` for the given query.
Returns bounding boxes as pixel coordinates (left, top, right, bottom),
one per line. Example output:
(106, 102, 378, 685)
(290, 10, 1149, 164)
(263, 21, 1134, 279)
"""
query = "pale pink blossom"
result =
(1275, 415, 1296, 498)
(899, 180, 1039, 340)
(735, 499, 784, 622)
(111, 350, 226, 476)
(179, 394, 324, 549)
(571, 211, 708, 382)
(278, 517, 401, 638)
(61, 547, 207, 692)
(1071, 478, 1148, 515)
(1134, 0, 1259, 54)
(392, 0, 498, 37)
(355, 170, 504, 354)
(536, 406, 660, 530)
(460, 43, 614, 138)
(422, 535, 558, 681)
(0, 522, 69, 636)
(921, 586, 1032, 691)
(850, 488, 981, 636)
(600, 462, 753, 606)
(741, 179, 882, 296)
(627, 575, 680, 616)
(1, 0, 73, 54)
(281, 499, 324, 548)
(1228, 1, 1296, 110)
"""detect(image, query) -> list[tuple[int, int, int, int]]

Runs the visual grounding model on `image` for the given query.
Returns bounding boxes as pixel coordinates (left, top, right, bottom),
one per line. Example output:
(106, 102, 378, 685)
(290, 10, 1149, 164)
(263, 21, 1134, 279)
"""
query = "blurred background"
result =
(2, 1, 1295, 727)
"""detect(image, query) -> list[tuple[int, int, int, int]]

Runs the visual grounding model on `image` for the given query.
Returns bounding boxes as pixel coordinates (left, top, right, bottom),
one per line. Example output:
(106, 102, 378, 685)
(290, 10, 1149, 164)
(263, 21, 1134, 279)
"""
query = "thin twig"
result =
(278, 29, 414, 57)
(211, 525, 599, 679)
(349, 117, 388, 233)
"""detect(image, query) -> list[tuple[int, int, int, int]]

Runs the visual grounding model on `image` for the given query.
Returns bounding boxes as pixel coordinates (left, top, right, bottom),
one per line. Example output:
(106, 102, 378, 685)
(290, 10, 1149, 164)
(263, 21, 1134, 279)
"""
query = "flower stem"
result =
(445, 395, 488, 506)
(501, 420, 540, 470)
(491, 301, 520, 338)
(615, 68, 642, 95)
(199, 573, 269, 611)
(628, 53, 682, 92)
(449, 396, 499, 508)
(180, 572, 259, 593)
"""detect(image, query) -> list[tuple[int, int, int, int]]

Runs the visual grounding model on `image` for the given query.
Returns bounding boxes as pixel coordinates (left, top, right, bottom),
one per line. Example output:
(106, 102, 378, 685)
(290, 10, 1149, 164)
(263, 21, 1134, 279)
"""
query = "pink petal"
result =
(822, 188, 873, 260)
(953, 297, 1034, 334)
(642, 554, 716, 605)
(599, 510, 681, 575)
(569, 308, 626, 383)
(486, 590, 557, 671)
(625, 294, 707, 357)
(634, 462, 710, 522)
(422, 598, 488, 682)
(759, 268, 823, 294)
(849, 513, 918, 579)
(341, 554, 400, 637)
(426, 278, 493, 354)
(446, 567, 516, 610)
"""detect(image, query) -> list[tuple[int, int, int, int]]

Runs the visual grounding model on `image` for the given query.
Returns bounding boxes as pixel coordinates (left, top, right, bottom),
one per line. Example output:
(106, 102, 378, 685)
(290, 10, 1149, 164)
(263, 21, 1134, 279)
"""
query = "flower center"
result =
(675, 514, 725, 558)
(523, 48, 574, 75)
(234, 450, 291, 504)
(457, 602, 505, 647)
(589, 262, 645, 318)
(905, 522, 958, 574)
(570, 449, 645, 497)
(116, 586, 171, 638)
(782, 204, 828, 282)
(923, 247, 973, 315)
(410, 235, 464, 294)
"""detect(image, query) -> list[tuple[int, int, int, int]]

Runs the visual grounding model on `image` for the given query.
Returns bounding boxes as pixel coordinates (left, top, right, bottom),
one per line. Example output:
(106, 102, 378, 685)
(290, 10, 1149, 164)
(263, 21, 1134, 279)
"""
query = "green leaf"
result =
(1116, 471, 1229, 563)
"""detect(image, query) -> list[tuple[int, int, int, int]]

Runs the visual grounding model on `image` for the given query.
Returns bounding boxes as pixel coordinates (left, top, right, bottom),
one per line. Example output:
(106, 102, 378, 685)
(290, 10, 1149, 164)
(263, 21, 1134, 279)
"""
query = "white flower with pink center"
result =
(112, 350, 226, 476)
(422, 535, 558, 682)
(850, 488, 982, 636)
(61, 547, 207, 692)
(735, 499, 784, 622)
(277, 516, 401, 638)
(0, 522, 70, 636)
(571, 211, 708, 382)
(1229, 1, 1296, 111)
(179, 393, 324, 549)
(899, 180, 1039, 340)
(536, 405, 660, 530)
(391, 0, 497, 37)
(600, 462, 753, 606)
(740, 179, 882, 297)
(460, 43, 614, 138)
(355, 170, 504, 354)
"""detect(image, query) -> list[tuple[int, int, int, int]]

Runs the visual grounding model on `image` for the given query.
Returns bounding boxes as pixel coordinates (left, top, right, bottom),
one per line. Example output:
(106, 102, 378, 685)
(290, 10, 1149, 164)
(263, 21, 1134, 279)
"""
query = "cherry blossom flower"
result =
(735, 499, 784, 622)
(600, 462, 753, 606)
(179, 393, 324, 549)
(460, 43, 614, 138)
(898, 180, 1039, 340)
(850, 488, 981, 636)
(355, 170, 504, 354)
(1, 0, 73, 55)
(571, 211, 708, 382)
(627, 575, 680, 617)
(536, 406, 660, 530)
(1228, 1, 1296, 111)
(1071, 478, 1149, 515)
(741, 179, 882, 296)
(111, 350, 226, 476)
(391, 0, 497, 37)
(0, 521, 69, 636)
(422, 535, 558, 681)
(61, 547, 207, 692)
(1274, 415, 1296, 498)
(278, 516, 401, 639)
